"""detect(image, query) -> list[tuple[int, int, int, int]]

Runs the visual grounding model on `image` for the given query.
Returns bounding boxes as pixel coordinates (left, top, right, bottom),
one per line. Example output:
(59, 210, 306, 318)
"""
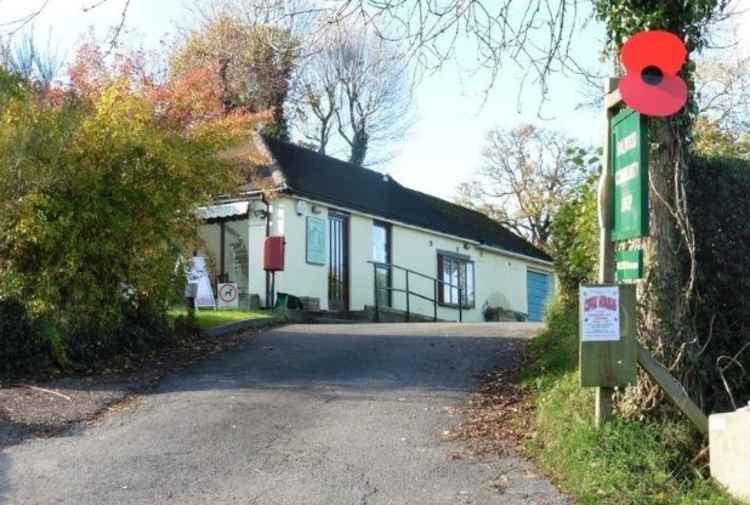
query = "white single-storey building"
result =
(197, 135, 554, 322)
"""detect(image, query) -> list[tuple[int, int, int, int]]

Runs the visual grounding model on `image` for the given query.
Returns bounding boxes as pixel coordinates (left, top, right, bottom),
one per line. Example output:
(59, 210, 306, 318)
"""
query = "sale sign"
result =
(580, 286, 621, 342)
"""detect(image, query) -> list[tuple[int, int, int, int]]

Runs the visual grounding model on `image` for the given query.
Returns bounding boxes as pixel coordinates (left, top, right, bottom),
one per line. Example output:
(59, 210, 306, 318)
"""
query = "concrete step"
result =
(284, 310, 370, 324)
(311, 317, 366, 324)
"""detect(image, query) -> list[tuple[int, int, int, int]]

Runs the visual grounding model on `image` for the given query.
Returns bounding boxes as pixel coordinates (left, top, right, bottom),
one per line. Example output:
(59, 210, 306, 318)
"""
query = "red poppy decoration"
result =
(619, 30, 688, 117)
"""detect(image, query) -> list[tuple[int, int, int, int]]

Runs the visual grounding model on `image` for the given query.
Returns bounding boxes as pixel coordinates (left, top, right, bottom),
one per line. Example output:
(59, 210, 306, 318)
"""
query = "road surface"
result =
(1, 323, 568, 505)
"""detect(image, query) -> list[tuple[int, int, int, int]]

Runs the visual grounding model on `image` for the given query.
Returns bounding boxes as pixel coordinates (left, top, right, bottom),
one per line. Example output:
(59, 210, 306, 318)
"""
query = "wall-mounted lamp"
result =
(295, 200, 306, 216)
(311, 205, 323, 214)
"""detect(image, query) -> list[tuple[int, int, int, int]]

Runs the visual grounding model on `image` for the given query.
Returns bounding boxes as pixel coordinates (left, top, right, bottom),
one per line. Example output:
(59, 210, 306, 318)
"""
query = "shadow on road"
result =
(154, 324, 529, 397)
(0, 323, 535, 449)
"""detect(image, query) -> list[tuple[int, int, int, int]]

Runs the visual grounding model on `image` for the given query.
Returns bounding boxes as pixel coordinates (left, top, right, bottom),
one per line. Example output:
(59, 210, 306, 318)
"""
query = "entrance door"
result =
(328, 212, 349, 312)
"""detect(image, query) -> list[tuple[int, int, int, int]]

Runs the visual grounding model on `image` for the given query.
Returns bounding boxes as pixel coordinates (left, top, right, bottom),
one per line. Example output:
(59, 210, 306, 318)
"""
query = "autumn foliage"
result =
(0, 40, 267, 369)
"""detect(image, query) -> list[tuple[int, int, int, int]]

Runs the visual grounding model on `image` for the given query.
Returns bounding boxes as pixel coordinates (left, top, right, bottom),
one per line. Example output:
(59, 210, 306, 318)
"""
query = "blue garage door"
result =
(527, 270, 551, 322)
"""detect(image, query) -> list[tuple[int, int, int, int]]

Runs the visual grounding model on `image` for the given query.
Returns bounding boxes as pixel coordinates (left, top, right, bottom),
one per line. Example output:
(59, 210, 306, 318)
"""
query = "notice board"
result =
(306, 216, 326, 265)
(579, 284, 637, 388)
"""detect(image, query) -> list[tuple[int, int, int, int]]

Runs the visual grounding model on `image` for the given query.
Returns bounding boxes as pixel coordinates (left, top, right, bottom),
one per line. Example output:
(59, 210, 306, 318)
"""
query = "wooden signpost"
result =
(592, 78, 622, 426)
(579, 284, 637, 389)
(586, 78, 708, 434)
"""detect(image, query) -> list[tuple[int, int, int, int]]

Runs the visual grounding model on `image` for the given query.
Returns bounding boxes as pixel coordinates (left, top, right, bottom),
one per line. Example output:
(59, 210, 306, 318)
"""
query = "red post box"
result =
(263, 236, 286, 271)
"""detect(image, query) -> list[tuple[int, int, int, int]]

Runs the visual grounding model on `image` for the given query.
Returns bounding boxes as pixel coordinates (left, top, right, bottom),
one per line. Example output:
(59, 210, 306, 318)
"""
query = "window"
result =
(437, 252, 475, 308)
(372, 222, 392, 307)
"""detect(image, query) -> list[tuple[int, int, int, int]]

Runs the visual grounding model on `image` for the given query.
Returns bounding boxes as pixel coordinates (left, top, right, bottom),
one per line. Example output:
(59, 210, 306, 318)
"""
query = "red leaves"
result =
(63, 39, 267, 137)
(619, 30, 688, 117)
(147, 66, 226, 132)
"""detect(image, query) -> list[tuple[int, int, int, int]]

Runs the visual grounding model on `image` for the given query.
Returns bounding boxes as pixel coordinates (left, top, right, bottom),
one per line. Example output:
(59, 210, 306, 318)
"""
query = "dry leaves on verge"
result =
(445, 342, 537, 458)
(0, 329, 261, 447)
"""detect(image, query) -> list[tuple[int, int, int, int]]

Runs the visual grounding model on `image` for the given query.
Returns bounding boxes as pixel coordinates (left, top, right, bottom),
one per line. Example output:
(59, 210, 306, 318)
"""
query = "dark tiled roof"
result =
(261, 136, 552, 262)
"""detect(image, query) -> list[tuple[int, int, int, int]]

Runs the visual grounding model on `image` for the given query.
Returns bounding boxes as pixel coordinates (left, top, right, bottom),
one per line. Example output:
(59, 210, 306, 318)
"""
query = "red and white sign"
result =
(580, 286, 620, 342)
(217, 283, 239, 309)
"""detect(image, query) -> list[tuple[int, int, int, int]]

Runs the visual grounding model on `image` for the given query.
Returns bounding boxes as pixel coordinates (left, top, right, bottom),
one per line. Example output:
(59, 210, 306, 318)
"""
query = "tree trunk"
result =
(624, 116, 696, 414)
(348, 130, 368, 166)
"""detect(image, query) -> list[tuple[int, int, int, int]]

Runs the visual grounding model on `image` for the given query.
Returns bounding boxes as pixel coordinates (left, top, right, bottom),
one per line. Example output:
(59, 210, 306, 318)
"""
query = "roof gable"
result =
(259, 135, 552, 263)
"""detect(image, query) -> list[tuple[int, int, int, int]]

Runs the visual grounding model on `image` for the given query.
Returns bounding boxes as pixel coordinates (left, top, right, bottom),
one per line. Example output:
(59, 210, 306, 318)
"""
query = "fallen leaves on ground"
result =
(0, 328, 265, 448)
(446, 341, 537, 457)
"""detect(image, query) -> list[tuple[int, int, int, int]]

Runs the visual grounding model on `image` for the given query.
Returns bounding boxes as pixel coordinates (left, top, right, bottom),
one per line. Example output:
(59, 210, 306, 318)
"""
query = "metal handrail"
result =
(367, 260, 465, 323)
(368, 261, 464, 290)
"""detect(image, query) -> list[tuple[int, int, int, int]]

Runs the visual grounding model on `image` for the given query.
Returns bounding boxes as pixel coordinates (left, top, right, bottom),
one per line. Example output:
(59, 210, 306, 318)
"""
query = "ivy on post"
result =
(591, 73, 650, 426)
(593, 78, 620, 426)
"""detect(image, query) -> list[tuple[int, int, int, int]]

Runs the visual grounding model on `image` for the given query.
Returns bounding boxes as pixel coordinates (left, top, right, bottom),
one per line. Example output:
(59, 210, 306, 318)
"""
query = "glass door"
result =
(328, 212, 349, 312)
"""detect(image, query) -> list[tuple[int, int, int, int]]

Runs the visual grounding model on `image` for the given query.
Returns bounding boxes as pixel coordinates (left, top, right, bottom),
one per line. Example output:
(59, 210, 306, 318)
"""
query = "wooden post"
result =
(595, 77, 621, 427)
(636, 342, 708, 435)
(595, 388, 614, 428)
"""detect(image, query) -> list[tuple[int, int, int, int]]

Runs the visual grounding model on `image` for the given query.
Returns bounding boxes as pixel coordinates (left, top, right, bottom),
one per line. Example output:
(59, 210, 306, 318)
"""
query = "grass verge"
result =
(521, 299, 738, 505)
(168, 308, 275, 329)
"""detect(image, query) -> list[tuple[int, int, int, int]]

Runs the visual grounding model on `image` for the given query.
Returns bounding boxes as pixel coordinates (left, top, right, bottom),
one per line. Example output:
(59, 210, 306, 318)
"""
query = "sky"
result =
(2, 0, 749, 200)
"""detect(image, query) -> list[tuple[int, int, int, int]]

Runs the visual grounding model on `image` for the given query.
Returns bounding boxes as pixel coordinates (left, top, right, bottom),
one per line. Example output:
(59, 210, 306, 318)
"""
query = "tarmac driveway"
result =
(1, 322, 568, 505)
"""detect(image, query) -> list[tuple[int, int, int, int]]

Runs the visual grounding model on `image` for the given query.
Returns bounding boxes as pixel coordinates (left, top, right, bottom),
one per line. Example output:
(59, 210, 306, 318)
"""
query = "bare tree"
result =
(0, 31, 65, 88)
(295, 20, 414, 166)
(0, 0, 132, 51)
(456, 125, 598, 249)
(294, 43, 339, 154)
(696, 54, 750, 133)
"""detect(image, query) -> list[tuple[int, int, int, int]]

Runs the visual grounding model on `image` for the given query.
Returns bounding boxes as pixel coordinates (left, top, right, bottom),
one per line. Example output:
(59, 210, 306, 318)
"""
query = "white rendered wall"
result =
(349, 213, 374, 310)
(388, 225, 541, 322)
(247, 201, 267, 304)
(268, 197, 330, 310)
(201, 195, 555, 319)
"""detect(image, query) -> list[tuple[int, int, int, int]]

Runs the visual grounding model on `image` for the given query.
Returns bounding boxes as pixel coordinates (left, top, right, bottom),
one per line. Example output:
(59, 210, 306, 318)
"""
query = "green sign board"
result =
(616, 249, 643, 281)
(611, 108, 649, 241)
(306, 216, 326, 265)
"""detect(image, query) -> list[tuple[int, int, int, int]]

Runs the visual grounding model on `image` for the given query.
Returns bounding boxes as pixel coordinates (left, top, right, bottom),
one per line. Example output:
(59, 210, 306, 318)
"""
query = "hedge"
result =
(550, 155, 750, 412)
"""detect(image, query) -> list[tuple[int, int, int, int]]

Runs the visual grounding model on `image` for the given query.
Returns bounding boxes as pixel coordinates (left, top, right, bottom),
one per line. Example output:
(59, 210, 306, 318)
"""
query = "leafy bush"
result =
(0, 298, 47, 374)
(0, 56, 263, 367)
(549, 175, 598, 303)
(483, 304, 527, 322)
(548, 155, 750, 412)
